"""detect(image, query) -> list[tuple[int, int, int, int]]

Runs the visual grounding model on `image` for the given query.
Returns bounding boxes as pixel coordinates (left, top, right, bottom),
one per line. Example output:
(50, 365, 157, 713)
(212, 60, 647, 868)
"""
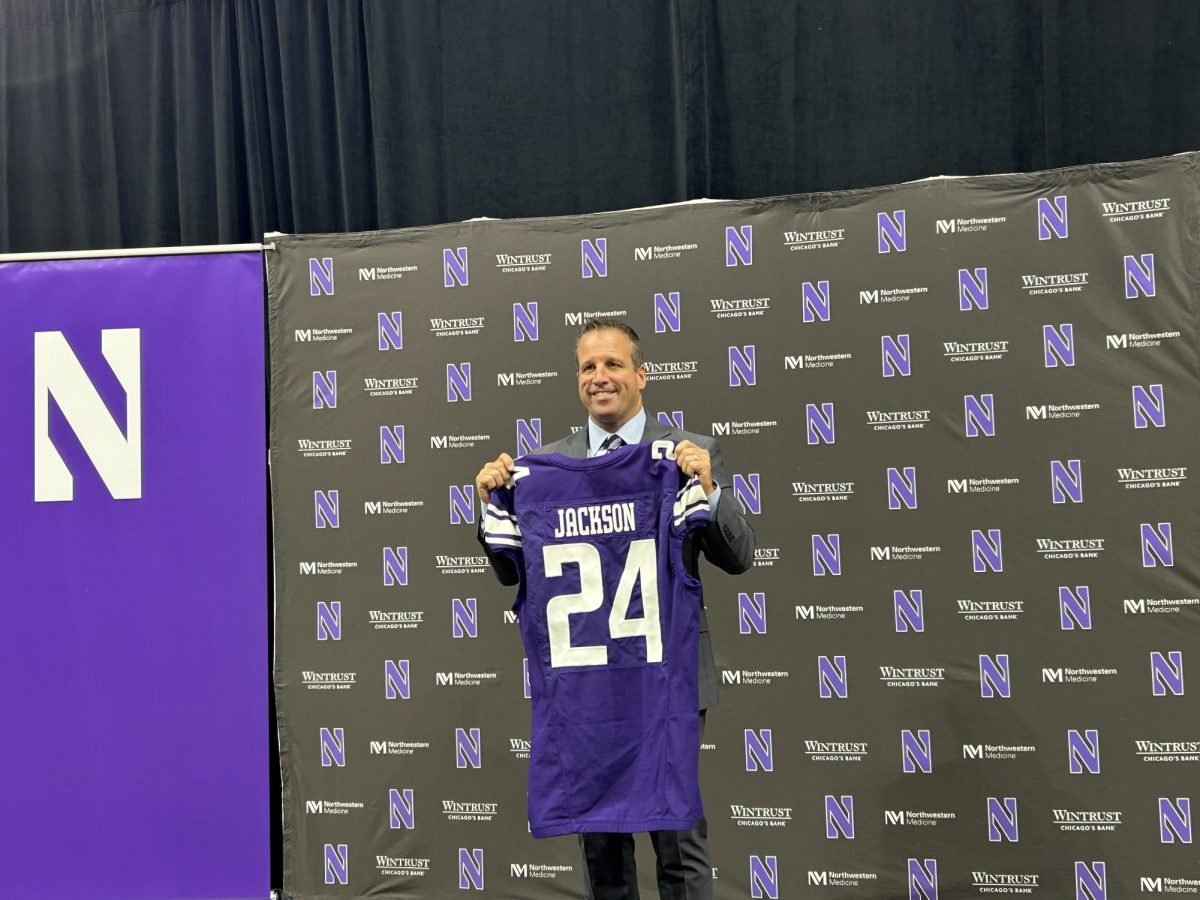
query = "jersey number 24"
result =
(544, 539, 662, 668)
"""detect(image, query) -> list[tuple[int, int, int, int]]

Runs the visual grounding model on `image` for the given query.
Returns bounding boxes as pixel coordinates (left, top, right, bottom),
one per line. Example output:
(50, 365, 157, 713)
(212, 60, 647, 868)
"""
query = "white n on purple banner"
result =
(0, 250, 268, 900)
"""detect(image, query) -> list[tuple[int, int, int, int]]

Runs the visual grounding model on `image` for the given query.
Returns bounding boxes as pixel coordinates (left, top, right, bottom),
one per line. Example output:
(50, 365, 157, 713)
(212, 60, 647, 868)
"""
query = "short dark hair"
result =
(575, 319, 644, 370)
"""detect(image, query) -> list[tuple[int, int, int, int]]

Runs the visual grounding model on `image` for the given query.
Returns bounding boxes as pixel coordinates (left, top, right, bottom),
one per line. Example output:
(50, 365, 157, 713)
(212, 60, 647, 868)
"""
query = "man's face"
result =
(576, 329, 647, 430)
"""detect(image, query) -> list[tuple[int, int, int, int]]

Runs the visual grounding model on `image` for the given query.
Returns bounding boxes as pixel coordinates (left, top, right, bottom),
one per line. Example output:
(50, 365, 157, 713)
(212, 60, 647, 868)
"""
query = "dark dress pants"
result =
(579, 818, 711, 900)
(579, 713, 710, 900)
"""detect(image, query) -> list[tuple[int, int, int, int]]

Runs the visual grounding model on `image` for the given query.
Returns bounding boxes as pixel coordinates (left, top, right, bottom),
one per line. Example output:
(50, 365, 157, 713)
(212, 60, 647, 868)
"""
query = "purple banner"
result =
(0, 252, 269, 899)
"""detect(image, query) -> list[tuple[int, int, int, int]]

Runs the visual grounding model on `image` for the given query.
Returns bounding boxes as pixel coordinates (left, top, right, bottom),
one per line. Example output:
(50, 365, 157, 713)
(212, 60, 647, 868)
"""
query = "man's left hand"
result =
(674, 440, 716, 496)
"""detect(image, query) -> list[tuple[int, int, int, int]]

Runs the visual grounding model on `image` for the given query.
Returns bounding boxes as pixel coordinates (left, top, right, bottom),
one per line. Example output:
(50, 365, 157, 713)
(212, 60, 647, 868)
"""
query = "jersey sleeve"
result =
(483, 484, 523, 560)
(671, 475, 711, 536)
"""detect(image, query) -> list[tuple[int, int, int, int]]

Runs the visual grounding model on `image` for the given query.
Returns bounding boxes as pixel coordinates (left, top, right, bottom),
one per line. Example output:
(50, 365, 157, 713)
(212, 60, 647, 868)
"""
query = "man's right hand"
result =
(475, 453, 516, 502)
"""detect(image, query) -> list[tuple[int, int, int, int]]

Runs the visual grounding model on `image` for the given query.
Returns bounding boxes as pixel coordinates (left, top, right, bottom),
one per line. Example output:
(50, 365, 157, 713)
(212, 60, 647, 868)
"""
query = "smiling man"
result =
(475, 318, 755, 900)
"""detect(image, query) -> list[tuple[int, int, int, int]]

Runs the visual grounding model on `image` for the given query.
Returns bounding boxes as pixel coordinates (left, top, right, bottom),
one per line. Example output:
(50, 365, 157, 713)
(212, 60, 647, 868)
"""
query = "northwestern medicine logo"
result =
(34, 329, 142, 502)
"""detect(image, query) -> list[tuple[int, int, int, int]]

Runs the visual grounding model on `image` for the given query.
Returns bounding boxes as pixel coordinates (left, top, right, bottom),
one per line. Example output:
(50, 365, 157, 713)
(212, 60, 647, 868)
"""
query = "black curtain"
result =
(2, 0, 1199, 254)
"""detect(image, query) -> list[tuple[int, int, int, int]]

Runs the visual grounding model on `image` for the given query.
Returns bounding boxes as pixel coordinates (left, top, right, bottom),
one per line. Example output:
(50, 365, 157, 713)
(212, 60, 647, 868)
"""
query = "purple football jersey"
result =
(484, 440, 711, 837)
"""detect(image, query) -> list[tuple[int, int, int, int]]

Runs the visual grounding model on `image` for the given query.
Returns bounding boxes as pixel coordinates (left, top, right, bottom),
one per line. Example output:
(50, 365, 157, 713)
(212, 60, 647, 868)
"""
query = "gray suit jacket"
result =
(479, 417, 756, 709)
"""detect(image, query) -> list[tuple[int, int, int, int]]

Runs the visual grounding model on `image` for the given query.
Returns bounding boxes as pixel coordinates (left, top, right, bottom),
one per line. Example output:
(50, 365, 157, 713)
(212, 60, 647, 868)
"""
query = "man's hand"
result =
(674, 440, 716, 496)
(475, 453, 516, 502)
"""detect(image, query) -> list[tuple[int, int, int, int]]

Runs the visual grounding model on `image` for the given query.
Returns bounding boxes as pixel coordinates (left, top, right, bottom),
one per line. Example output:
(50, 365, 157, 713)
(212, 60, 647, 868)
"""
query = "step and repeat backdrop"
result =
(2, 250, 270, 900)
(269, 154, 1200, 899)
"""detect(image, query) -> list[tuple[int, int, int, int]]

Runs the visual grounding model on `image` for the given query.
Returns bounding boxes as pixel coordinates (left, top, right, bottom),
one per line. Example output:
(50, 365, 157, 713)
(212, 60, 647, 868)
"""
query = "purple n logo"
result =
(958, 267, 988, 310)
(1043, 323, 1075, 367)
(1038, 196, 1068, 240)
(309, 257, 334, 296)
(882, 334, 911, 377)
(1124, 253, 1156, 298)
(802, 281, 830, 322)
(581, 238, 607, 278)
(443, 247, 468, 287)
(378, 312, 403, 350)
(654, 292, 681, 333)
(877, 211, 906, 253)
(390, 788, 414, 829)
(726, 226, 753, 266)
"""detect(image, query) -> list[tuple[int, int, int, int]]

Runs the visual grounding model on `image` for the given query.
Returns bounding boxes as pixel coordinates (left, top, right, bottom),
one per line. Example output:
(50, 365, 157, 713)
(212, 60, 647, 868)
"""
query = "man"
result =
(475, 319, 755, 900)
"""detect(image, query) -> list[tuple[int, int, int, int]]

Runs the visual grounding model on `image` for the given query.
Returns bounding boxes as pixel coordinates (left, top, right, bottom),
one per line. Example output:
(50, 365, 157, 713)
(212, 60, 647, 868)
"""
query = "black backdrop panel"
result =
(269, 152, 1200, 899)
